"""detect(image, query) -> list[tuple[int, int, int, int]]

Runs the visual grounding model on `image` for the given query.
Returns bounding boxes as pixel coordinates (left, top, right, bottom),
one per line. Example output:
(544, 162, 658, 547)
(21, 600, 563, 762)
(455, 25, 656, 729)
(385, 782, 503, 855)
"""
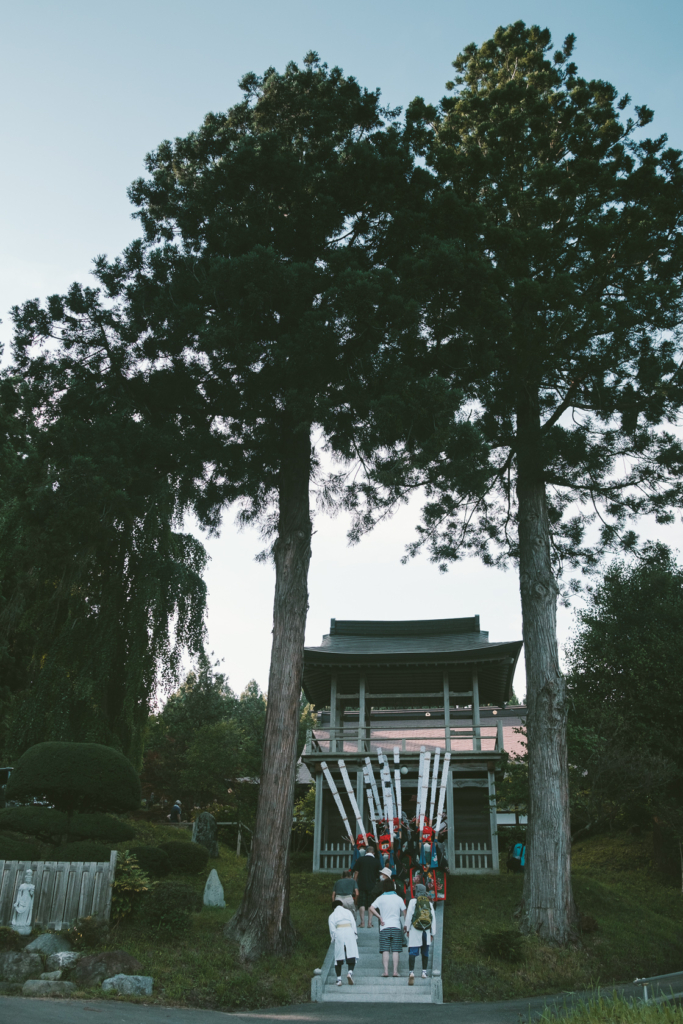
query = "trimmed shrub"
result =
(480, 929, 526, 963)
(6, 742, 140, 813)
(50, 841, 112, 862)
(158, 841, 209, 874)
(144, 879, 202, 932)
(0, 806, 134, 843)
(0, 836, 42, 861)
(128, 845, 170, 877)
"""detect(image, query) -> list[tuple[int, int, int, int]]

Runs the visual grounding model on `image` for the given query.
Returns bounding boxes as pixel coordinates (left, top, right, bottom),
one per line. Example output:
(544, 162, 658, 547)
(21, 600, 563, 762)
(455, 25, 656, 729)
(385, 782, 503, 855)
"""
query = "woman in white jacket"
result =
(403, 883, 436, 985)
(328, 899, 359, 986)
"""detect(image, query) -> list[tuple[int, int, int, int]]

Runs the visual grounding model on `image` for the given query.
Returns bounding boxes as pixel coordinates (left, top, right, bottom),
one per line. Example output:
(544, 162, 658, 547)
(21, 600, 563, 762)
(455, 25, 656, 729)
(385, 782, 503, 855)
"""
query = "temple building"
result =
(300, 615, 524, 874)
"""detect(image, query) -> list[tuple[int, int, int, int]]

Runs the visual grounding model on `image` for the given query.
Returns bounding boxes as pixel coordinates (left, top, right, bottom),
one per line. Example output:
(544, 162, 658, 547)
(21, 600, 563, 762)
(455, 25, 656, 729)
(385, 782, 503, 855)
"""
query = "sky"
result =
(1, 0, 682, 697)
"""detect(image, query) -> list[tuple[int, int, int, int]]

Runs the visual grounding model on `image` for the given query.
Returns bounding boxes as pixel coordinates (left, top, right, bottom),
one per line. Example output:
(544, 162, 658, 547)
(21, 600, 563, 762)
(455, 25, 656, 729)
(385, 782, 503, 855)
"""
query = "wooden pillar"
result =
(358, 675, 366, 752)
(443, 671, 451, 752)
(330, 675, 338, 754)
(446, 768, 455, 873)
(496, 718, 504, 752)
(488, 768, 500, 872)
(313, 771, 324, 872)
(472, 668, 481, 751)
(356, 769, 364, 833)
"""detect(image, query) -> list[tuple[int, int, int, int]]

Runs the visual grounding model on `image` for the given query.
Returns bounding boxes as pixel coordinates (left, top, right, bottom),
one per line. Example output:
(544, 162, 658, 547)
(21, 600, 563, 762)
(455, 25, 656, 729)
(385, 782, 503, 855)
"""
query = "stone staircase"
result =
(311, 904, 443, 1004)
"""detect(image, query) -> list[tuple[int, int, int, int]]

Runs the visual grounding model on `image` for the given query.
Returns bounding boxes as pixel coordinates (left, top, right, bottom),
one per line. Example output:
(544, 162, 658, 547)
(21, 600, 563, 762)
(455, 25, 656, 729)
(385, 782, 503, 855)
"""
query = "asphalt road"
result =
(0, 988, 647, 1024)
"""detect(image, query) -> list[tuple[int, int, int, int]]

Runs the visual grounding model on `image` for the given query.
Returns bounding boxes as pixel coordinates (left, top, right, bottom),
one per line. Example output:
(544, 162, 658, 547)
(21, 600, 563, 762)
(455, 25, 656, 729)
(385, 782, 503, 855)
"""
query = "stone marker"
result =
(0, 952, 43, 983)
(74, 950, 143, 988)
(26, 932, 72, 955)
(203, 868, 226, 907)
(193, 811, 219, 857)
(102, 973, 153, 996)
(46, 950, 82, 972)
(22, 979, 77, 996)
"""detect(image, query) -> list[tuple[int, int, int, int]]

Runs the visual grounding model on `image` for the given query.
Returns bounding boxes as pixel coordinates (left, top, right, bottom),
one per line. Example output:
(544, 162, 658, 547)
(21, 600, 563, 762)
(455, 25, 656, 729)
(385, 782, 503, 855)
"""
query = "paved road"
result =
(0, 986, 648, 1024)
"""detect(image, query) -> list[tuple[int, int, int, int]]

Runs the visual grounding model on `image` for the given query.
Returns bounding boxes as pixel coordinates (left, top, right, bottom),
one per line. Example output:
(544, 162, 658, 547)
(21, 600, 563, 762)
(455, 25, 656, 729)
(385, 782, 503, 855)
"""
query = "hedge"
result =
(0, 806, 134, 843)
(49, 841, 113, 862)
(158, 841, 209, 874)
(128, 845, 171, 877)
(6, 742, 140, 813)
(0, 837, 42, 861)
(144, 880, 202, 931)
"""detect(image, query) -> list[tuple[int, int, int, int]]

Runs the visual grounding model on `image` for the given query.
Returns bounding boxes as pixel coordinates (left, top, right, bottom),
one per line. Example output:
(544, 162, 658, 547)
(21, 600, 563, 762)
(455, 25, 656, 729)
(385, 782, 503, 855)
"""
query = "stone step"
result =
(326, 975, 431, 986)
(322, 990, 432, 1003)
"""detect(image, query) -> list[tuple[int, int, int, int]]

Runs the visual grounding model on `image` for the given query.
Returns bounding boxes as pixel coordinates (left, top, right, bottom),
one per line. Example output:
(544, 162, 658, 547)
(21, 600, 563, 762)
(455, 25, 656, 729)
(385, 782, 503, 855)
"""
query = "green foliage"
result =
(375, 21, 683, 574)
(6, 741, 140, 813)
(0, 806, 134, 843)
(291, 785, 316, 853)
(143, 879, 202, 932)
(0, 926, 25, 951)
(0, 356, 208, 764)
(141, 664, 267, 809)
(158, 840, 209, 874)
(0, 837, 42, 861)
(128, 845, 171, 877)
(111, 851, 152, 922)
(66, 915, 110, 951)
(566, 544, 683, 836)
(480, 929, 526, 963)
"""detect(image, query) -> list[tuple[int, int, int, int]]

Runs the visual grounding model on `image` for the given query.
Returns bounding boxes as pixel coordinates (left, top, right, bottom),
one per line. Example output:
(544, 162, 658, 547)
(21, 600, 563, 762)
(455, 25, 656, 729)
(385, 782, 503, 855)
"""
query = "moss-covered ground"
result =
(19, 825, 683, 1013)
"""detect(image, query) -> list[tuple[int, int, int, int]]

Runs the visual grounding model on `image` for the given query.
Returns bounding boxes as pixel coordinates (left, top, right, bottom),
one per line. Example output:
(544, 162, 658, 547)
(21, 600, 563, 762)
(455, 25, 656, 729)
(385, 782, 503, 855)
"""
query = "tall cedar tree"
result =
(0, 339, 207, 765)
(14, 55, 411, 957)
(355, 24, 683, 942)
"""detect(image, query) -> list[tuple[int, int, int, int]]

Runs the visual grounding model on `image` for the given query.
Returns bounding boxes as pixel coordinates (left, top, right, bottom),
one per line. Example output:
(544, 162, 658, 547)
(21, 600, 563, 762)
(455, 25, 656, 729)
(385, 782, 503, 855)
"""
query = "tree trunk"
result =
(516, 393, 577, 943)
(225, 419, 312, 960)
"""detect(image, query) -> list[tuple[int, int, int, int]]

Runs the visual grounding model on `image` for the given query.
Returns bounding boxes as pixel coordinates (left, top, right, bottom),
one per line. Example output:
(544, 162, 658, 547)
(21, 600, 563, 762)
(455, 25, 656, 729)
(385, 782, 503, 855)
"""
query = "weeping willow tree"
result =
(0, 292, 208, 765)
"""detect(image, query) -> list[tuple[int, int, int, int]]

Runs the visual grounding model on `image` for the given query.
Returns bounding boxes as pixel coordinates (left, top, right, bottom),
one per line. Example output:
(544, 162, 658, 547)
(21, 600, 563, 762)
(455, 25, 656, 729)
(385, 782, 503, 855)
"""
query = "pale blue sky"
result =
(1, 1, 681, 695)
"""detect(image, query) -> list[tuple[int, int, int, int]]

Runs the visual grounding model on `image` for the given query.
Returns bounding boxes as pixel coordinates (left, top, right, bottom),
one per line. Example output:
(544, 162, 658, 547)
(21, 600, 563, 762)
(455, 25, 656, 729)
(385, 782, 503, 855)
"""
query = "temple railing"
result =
(304, 723, 503, 755)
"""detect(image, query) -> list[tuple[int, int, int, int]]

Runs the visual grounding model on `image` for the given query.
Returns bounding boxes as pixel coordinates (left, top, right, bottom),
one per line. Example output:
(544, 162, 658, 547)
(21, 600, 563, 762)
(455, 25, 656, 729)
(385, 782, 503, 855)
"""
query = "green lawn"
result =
(42, 826, 683, 1013)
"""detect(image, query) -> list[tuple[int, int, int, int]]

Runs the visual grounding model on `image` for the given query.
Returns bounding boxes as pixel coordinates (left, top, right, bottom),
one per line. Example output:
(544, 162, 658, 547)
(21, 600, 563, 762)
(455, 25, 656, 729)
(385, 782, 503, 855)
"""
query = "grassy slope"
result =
(443, 832, 683, 1002)
(103, 823, 333, 1012)
(68, 826, 683, 1013)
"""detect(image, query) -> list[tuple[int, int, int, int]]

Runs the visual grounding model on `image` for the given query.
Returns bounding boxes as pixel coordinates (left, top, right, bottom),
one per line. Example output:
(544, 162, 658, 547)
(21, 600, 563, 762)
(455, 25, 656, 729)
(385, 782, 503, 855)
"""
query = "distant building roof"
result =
(303, 616, 522, 708)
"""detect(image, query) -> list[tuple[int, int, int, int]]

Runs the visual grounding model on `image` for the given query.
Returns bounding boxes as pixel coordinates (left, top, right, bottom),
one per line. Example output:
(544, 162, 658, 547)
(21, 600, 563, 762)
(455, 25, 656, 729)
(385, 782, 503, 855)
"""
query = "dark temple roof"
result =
(302, 616, 522, 707)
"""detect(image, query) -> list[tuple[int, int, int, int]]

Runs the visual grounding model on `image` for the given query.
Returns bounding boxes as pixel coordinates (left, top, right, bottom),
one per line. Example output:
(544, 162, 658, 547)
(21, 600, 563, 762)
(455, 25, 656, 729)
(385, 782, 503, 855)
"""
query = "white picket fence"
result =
(0, 852, 117, 930)
(320, 842, 353, 872)
(451, 842, 493, 872)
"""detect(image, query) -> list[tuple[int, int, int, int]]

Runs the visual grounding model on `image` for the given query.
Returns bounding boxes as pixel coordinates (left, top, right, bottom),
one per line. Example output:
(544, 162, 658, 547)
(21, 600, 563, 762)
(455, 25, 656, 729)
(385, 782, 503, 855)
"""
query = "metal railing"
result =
(305, 724, 502, 755)
(634, 971, 683, 1004)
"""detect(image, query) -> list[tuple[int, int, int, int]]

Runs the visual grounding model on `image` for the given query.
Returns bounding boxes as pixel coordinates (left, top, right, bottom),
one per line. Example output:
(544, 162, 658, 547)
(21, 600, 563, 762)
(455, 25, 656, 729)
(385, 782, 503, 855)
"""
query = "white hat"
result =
(379, 867, 393, 879)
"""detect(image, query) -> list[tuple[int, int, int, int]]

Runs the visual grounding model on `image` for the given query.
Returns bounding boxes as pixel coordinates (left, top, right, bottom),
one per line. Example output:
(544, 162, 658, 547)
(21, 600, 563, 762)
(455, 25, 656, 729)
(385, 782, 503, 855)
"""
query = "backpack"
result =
(411, 894, 432, 931)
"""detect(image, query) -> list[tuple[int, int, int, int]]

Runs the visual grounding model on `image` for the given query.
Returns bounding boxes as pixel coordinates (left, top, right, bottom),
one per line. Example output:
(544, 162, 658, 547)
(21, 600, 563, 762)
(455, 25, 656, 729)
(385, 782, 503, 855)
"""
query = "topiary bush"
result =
(50, 841, 113, 862)
(158, 841, 209, 874)
(0, 807, 134, 844)
(128, 845, 171, 877)
(6, 742, 141, 813)
(144, 879, 203, 932)
(480, 929, 526, 963)
(0, 837, 42, 861)
(66, 915, 111, 950)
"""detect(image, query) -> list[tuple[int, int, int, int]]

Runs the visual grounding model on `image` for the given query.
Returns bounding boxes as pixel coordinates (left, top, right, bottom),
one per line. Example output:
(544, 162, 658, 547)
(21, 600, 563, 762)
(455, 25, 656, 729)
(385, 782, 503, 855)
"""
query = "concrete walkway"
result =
(0, 985, 648, 1024)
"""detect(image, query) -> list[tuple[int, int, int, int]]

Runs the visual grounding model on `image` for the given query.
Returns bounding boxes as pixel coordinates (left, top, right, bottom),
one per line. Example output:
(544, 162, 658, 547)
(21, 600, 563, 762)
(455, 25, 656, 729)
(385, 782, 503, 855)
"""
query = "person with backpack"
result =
(404, 882, 436, 985)
(506, 840, 526, 873)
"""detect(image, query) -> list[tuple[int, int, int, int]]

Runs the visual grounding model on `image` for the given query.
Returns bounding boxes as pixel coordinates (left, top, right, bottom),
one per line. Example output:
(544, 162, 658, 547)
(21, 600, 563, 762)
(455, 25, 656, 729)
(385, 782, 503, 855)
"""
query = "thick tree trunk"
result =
(516, 393, 576, 944)
(225, 420, 312, 960)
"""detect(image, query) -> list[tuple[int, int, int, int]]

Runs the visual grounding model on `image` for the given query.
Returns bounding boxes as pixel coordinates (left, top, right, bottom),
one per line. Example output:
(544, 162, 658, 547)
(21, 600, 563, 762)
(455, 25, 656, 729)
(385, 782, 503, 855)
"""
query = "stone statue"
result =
(12, 867, 36, 935)
(203, 868, 226, 907)
(192, 811, 219, 858)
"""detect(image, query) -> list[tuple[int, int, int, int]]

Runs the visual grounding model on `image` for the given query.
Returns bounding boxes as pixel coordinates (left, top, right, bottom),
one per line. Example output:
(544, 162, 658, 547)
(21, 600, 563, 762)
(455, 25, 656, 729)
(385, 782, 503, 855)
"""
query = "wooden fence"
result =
(0, 852, 117, 930)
